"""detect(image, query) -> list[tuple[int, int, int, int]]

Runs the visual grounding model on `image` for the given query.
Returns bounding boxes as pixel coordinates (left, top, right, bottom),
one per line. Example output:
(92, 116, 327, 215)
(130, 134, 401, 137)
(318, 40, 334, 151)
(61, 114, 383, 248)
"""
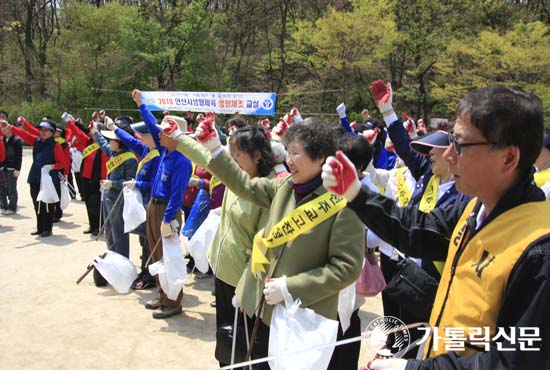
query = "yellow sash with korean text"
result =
(82, 143, 100, 159)
(534, 169, 550, 187)
(418, 174, 446, 273)
(396, 167, 412, 207)
(106, 152, 136, 175)
(418, 175, 438, 213)
(251, 191, 346, 277)
(55, 137, 66, 145)
(136, 149, 159, 176)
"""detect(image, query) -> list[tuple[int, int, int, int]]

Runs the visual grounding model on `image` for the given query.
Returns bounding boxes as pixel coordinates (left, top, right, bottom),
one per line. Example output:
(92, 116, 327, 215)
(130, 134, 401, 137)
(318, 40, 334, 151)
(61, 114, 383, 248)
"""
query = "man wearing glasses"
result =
(322, 83, 550, 369)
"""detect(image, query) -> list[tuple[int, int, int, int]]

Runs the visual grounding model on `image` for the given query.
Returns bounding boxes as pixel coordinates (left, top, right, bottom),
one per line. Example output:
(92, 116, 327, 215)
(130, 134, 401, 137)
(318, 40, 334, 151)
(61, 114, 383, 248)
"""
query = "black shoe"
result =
(40, 231, 52, 237)
(152, 305, 182, 319)
(145, 298, 163, 310)
(52, 217, 61, 223)
(31, 230, 41, 236)
(91, 229, 99, 237)
(83, 228, 93, 234)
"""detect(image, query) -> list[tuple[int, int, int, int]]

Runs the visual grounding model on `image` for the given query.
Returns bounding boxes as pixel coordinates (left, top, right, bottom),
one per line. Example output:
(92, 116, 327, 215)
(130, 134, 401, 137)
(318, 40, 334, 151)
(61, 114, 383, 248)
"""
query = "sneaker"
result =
(152, 305, 182, 319)
(3, 210, 15, 216)
(0, 209, 6, 215)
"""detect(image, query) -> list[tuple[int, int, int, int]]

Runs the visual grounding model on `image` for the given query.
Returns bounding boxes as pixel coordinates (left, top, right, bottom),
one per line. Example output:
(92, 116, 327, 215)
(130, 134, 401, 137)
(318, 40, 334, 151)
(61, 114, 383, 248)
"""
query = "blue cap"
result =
(130, 122, 150, 135)
(38, 121, 56, 132)
(410, 130, 449, 155)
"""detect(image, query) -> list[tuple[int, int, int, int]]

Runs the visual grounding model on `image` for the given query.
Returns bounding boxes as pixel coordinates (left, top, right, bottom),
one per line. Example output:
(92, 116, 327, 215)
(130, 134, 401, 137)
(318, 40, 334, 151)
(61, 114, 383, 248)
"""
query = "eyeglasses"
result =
(448, 130, 496, 156)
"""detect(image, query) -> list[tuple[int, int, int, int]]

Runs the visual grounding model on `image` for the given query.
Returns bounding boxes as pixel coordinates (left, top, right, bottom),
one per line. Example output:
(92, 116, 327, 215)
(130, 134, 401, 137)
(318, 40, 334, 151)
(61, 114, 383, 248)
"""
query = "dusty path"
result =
(0, 148, 383, 370)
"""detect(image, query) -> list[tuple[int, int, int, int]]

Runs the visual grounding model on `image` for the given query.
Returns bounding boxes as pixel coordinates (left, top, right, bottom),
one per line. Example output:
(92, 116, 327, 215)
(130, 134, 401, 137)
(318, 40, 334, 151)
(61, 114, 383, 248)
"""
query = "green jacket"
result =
(176, 136, 269, 287)
(208, 185, 270, 287)
(208, 150, 365, 326)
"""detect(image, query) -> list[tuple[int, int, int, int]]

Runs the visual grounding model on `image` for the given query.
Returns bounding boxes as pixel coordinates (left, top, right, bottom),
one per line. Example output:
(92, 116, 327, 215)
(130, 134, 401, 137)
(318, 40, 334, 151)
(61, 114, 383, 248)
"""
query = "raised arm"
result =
(132, 89, 162, 150)
(114, 127, 148, 157)
(67, 120, 90, 151)
(93, 131, 114, 158)
(19, 116, 41, 136)
(10, 125, 37, 146)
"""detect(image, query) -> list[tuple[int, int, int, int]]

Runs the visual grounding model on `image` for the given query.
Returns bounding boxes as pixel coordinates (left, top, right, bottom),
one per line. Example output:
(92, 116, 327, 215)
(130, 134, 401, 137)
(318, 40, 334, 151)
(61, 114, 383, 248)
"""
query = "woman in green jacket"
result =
(179, 125, 275, 367)
(176, 115, 365, 368)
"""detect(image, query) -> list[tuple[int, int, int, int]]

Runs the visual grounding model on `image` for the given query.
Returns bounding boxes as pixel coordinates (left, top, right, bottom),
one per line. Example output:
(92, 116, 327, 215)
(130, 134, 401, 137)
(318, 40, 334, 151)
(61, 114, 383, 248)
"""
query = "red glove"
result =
(195, 112, 221, 153)
(99, 110, 106, 120)
(91, 111, 99, 122)
(17, 116, 30, 126)
(321, 150, 361, 201)
(290, 106, 303, 123)
(196, 113, 205, 123)
(350, 120, 357, 129)
(162, 111, 170, 117)
(362, 128, 379, 145)
(370, 80, 394, 115)
(272, 118, 289, 138)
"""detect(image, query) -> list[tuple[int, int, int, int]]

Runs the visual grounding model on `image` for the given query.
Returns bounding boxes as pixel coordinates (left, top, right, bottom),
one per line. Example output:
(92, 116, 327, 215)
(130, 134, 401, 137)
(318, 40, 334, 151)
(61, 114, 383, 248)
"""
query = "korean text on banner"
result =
(140, 91, 277, 116)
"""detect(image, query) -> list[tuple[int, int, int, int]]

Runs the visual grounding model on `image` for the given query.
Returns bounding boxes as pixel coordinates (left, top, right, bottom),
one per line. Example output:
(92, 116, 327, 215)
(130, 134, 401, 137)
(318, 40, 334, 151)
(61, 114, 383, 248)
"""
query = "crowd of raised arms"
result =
(0, 80, 549, 370)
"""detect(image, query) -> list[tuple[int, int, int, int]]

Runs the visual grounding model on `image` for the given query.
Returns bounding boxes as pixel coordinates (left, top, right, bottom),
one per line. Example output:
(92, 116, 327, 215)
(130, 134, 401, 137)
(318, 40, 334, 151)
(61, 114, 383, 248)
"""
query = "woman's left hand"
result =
(263, 277, 287, 305)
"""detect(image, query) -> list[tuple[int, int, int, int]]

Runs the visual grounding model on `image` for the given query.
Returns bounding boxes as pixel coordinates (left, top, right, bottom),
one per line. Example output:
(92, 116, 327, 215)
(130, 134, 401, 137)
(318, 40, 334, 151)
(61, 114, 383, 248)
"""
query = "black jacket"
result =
(348, 171, 550, 370)
(1, 135, 23, 171)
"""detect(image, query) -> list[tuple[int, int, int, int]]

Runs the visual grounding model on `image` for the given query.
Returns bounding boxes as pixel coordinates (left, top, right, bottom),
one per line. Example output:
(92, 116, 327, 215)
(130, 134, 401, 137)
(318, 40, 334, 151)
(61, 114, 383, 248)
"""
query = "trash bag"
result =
(60, 179, 71, 210)
(70, 147, 83, 172)
(181, 179, 211, 238)
(122, 187, 146, 233)
(93, 268, 108, 287)
(187, 211, 220, 274)
(92, 251, 138, 294)
(269, 279, 339, 370)
(37, 167, 59, 204)
(149, 236, 188, 301)
(337, 282, 356, 333)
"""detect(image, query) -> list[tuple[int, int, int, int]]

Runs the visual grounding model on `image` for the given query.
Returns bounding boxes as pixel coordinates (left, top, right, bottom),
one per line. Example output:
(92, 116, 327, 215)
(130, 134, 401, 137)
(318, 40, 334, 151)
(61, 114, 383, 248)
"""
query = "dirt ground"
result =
(0, 148, 383, 370)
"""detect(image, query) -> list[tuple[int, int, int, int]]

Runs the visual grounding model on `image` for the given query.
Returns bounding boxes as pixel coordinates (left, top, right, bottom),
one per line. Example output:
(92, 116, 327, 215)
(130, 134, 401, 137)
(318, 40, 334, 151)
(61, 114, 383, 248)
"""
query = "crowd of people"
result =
(0, 81, 549, 370)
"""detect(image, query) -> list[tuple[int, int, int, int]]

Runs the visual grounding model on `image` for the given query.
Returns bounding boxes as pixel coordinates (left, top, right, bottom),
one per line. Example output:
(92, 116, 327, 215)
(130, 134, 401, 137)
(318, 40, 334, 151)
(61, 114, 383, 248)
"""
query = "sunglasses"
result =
(448, 130, 496, 155)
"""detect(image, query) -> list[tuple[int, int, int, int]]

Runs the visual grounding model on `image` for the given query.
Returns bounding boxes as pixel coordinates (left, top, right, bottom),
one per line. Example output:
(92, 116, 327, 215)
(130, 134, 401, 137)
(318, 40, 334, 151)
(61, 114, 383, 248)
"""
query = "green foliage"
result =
(0, 0, 548, 125)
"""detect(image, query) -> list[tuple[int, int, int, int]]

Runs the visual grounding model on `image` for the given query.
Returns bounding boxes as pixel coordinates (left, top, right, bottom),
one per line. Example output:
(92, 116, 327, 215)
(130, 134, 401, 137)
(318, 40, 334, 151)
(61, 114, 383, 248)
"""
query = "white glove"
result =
(100, 180, 112, 190)
(336, 102, 347, 119)
(322, 151, 362, 202)
(160, 219, 179, 238)
(61, 112, 75, 123)
(42, 164, 53, 172)
(231, 295, 239, 308)
(368, 358, 407, 370)
(123, 179, 136, 189)
(105, 118, 115, 131)
(263, 276, 288, 305)
(188, 178, 200, 188)
(13, 170, 20, 178)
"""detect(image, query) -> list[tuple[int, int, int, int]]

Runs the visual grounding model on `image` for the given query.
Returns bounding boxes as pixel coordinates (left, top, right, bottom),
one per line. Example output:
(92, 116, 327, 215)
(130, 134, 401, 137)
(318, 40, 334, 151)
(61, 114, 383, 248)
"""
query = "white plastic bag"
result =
(337, 282, 356, 334)
(269, 285, 339, 370)
(37, 167, 60, 204)
(122, 187, 146, 233)
(186, 211, 221, 273)
(92, 251, 138, 294)
(60, 180, 70, 210)
(70, 147, 83, 172)
(149, 236, 188, 300)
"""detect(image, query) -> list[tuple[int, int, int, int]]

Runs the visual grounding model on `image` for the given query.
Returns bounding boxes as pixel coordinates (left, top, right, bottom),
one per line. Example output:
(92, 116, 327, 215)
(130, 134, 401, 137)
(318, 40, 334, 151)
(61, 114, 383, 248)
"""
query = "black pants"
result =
(30, 183, 55, 233)
(74, 172, 84, 200)
(139, 235, 152, 278)
(214, 277, 269, 369)
(81, 178, 101, 231)
(328, 310, 362, 370)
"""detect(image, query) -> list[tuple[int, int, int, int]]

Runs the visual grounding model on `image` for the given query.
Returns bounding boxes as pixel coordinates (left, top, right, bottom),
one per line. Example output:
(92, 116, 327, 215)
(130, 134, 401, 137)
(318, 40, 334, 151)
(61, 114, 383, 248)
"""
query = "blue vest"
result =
(28, 137, 58, 185)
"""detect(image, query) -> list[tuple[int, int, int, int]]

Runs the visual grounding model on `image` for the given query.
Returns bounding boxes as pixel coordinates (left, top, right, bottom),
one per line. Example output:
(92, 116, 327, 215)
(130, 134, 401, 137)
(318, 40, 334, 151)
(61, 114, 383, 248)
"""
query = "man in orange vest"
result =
(322, 85, 550, 370)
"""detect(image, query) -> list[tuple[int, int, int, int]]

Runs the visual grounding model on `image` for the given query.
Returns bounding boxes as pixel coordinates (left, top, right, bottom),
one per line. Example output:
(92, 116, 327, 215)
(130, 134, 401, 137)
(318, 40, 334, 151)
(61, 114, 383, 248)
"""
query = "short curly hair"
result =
(282, 119, 336, 161)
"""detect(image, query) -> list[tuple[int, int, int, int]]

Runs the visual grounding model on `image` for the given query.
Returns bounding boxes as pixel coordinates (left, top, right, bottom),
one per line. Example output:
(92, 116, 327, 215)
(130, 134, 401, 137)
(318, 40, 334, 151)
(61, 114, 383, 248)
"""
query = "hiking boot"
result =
(152, 305, 182, 319)
(145, 298, 163, 310)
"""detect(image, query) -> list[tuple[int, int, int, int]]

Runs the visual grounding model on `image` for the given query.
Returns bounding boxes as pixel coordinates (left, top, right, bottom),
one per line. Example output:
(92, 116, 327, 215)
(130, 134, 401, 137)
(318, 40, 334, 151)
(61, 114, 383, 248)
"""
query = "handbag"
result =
(356, 252, 387, 297)
(383, 257, 439, 322)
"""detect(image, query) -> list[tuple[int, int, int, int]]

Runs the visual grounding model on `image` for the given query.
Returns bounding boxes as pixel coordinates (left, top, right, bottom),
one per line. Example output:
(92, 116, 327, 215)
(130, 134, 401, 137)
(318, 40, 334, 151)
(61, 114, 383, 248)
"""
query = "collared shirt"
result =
(140, 105, 192, 222)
